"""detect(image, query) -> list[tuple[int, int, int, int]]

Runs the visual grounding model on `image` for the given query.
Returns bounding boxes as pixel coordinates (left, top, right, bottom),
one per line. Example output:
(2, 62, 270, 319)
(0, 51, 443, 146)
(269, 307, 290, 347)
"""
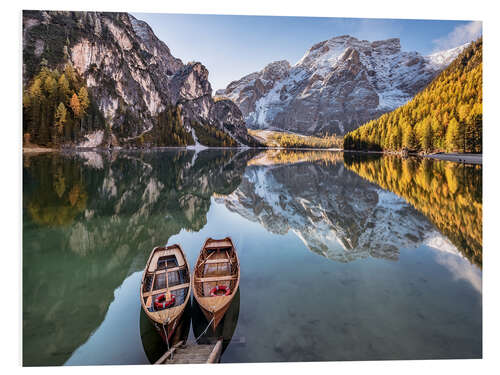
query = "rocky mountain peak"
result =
(23, 11, 256, 146)
(370, 37, 401, 54)
(170, 62, 212, 103)
(218, 34, 467, 135)
(297, 35, 402, 71)
(261, 60, 291, 81)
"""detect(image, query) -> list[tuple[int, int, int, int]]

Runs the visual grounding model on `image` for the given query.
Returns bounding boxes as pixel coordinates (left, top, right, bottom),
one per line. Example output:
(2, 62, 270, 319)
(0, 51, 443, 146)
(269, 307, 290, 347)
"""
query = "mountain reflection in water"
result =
(22, 149, 254, 366)
(344, 153, 482, 267)
(23, 149, 482, 365)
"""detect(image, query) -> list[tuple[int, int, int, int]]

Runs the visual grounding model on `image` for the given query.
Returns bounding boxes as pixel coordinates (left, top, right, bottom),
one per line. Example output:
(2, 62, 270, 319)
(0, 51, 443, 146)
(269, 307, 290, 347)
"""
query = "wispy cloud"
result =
(433, 21, 482, 51)
(426, 235, 482, 294)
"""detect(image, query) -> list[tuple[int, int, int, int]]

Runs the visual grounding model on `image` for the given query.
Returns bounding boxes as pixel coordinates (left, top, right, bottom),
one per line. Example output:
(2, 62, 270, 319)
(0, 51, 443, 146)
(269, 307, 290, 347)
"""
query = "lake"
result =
(22, 149, 482, 365)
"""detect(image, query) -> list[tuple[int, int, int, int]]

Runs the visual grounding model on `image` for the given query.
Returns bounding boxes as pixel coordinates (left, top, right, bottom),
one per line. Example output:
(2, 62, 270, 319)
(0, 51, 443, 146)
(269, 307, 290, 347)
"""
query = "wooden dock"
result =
(155, 339, 223, 364)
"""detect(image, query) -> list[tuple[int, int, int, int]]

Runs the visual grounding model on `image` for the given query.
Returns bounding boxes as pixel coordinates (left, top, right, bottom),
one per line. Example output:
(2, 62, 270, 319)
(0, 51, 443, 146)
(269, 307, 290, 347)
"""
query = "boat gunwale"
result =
(192, 237, 240, 319)
(140, 244, 192, 326)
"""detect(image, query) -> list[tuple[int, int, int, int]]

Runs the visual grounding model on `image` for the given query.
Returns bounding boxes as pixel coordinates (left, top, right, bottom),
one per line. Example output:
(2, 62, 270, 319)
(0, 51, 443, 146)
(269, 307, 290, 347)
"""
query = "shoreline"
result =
(23, 145, 343, 153)
(344, 149, 482, 165)
(22, 146, 483, 165)
(421, 153, 482, 165)
(23, 147, 58, 154)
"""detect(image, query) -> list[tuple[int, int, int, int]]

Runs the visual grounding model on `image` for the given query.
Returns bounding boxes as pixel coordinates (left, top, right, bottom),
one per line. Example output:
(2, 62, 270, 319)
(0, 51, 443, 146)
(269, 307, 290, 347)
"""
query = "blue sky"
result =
(132, 13, 481, 91)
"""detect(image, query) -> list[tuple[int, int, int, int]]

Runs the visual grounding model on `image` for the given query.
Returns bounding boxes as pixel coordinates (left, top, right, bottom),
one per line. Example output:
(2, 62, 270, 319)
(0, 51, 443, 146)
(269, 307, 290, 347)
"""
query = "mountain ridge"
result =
(22, 11, 258, 147)
(343, 38, 482, 153)
(216, 35, 467, 136)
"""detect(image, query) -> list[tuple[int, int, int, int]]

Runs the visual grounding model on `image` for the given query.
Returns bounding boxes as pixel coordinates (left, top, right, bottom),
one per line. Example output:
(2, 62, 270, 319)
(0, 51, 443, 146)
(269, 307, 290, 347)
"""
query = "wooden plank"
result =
(195, 275, 237, 283)
(154, 265, 185, 275)
(225, 249, 233, 266)
(205, 240, 232, 249)
(142, 283, 190, 298)
(161, 343, 218, 364)
(204, 259, 230, 264)
(148, 247, 186, 272)
(206, 339, 223, 363)
(196, 252, 216, 269)
(155, 341, 184, 364)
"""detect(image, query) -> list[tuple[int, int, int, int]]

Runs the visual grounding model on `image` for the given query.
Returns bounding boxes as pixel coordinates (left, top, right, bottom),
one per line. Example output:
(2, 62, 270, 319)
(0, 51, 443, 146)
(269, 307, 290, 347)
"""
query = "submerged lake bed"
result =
(22, 149, 482, 365)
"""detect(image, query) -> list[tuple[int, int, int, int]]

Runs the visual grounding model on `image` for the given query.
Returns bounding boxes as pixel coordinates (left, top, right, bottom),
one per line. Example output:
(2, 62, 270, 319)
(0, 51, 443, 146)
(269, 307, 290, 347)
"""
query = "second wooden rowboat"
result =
(192, 237, 240, 331)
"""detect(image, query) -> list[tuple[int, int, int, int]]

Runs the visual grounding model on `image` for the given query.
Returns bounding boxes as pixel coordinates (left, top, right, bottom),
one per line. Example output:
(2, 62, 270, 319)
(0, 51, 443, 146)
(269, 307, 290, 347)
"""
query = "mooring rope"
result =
(194, 316, 215, 343)
(162, 322, 172, 360)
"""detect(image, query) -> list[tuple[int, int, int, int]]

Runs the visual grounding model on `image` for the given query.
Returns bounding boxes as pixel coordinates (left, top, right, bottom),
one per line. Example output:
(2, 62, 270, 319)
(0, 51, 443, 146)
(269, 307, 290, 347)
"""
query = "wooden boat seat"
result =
(195, 275, 237, 283)
(142, 282, 190, 298)
(154, 265, 185, 275)
(203, 259, 230, 265)
(204, 240, 232, 249)
(147, 247, 185, 272)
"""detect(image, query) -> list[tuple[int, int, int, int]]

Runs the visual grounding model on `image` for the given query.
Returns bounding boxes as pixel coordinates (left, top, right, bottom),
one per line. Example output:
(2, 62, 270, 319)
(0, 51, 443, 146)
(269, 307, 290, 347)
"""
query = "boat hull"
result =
(193, 237, 240, 332)
(149, 312, 181, 343)
(140, 244, 191, 345)
(199, 295, 234, 331)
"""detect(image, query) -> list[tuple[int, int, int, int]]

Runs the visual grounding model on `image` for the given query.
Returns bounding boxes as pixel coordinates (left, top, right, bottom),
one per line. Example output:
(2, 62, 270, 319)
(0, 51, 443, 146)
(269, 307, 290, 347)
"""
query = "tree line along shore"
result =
(343, 38, 482, 155)
(23, 40, 482, 156)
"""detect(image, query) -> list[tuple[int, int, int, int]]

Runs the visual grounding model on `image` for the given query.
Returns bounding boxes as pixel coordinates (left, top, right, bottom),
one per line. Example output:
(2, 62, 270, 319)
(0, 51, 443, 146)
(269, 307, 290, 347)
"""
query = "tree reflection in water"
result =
(344, 153, 482, 268)
(22, 149, 255, 366)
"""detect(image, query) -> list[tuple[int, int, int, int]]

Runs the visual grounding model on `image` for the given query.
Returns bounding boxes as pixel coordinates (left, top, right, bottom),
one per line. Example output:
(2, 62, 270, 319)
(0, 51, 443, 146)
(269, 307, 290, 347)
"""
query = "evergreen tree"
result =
(57, 74, 70, 103)
(23, 64, 100, 147)
(421, 120, 433, 152)
(343, 38, 482, 154)
(54, 102, 67, 142)
(403, 124, 418, 150)
(446, 118, 460, 152)
(78, 87, 90, 115)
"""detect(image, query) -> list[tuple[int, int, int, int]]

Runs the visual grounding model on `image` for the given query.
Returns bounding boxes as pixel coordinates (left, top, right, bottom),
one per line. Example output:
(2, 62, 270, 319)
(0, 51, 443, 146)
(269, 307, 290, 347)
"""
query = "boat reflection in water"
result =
(192, 289, 240, 357)
(140, 301, 192, 364)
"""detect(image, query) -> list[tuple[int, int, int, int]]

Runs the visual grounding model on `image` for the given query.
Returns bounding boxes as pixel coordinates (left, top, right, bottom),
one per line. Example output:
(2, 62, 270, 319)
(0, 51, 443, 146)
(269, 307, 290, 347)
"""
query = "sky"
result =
(132, 13, 482, 92)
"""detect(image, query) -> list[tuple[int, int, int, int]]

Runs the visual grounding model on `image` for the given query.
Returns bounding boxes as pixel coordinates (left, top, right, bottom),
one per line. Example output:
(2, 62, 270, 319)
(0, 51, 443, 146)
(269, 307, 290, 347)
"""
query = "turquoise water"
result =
(22, 150, 482, 365)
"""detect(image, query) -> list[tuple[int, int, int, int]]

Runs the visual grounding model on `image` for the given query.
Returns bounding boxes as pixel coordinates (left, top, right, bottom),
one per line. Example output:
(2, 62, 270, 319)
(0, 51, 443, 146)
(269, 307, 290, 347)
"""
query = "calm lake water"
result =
(22, 149, 482, 366)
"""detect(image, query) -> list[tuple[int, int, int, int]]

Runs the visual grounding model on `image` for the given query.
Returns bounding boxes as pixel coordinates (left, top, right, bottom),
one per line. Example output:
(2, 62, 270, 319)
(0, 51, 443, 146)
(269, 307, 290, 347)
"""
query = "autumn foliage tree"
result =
(344, 154, 482, 267)
(344, 38, 482, 153)
(54, 102, 67, 140)
(23, 63, 101, 146)
(70, 93, 81, 118)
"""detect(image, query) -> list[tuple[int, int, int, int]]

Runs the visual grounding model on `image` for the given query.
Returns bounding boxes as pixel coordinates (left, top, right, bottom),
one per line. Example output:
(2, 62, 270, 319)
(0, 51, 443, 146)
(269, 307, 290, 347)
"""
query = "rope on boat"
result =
(162, 323, 172, 360)
(194, 316, 215, 343)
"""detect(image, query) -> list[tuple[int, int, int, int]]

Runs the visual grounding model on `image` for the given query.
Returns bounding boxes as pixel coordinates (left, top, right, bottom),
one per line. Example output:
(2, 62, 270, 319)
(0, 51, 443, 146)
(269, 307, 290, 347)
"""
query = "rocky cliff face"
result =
(22, 11, 254, 146)
(216, 35, 467, 136)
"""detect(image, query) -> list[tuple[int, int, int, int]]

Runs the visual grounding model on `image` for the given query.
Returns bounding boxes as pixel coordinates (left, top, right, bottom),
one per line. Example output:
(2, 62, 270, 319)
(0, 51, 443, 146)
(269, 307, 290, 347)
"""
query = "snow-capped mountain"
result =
(216, 35, 467, 136)
(215, 157, 438, 262)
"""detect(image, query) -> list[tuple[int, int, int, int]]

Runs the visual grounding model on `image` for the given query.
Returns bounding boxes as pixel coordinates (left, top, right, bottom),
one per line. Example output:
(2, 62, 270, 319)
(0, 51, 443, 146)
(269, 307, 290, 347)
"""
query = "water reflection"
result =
(192, 289, 240, 355)
(22, 149, 256, 366)
(24, 155, 88, 227)
(344, 153, 482, 267)
(220, 152, 430, 262)
(140, 301, 192, 363)
(23, 149, 482, 365)
(217, 151, 482, 267)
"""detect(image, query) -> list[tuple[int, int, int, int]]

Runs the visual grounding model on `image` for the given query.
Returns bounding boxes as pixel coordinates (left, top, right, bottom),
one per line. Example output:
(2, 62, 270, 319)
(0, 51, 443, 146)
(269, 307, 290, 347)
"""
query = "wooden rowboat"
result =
(192, 237, 240, 331)
(140, 244, 191, 344)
